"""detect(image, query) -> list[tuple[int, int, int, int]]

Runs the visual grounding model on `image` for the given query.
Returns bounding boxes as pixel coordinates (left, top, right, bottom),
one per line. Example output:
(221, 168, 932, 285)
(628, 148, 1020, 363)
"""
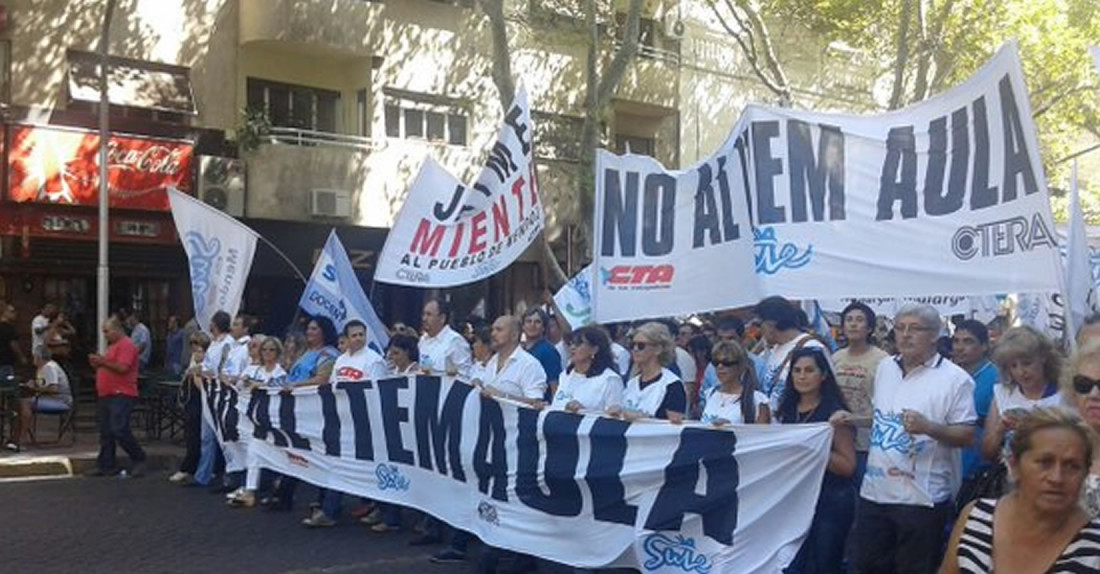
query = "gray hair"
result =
(895, 303, 941, 333)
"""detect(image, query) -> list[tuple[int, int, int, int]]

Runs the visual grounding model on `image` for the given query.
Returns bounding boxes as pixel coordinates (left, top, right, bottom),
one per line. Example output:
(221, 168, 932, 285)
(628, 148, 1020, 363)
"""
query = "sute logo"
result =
(599, 265, 675, 290)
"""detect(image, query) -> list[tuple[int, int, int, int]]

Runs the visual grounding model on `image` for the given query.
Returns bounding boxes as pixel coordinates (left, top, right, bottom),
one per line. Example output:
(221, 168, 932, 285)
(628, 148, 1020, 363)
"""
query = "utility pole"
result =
(97, 0, 116, 352)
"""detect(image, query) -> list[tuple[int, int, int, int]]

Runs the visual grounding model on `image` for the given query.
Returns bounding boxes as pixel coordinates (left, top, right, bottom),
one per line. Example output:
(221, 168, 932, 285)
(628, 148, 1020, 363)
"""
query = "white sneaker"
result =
(168, 471, 191, 484)
(226, 487, 245, 500)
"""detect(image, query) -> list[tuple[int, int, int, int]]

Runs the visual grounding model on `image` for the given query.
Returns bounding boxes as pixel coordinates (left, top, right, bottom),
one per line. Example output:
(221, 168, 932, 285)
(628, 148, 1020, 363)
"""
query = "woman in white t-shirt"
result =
(551, 326, 623, 413)
(981, 326, 1065, 462)
(701, 340, 770, 426)
(229, 337, 287, 508)
(609, 322, 686, 423)
(386, 333, 421, 376)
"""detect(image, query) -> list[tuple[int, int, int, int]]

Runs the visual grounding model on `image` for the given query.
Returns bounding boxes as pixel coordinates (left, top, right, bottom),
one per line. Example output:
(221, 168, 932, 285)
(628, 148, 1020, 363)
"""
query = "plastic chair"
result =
(28, 390, 77, 446)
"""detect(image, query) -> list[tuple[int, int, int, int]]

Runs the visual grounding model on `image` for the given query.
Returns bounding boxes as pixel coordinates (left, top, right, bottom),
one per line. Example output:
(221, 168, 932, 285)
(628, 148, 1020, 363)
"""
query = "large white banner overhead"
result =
(169, 189, 258, 332)
(375, 88, 544, 287)
(592, 42, 1060, 323)
(202, 375, 831, 573)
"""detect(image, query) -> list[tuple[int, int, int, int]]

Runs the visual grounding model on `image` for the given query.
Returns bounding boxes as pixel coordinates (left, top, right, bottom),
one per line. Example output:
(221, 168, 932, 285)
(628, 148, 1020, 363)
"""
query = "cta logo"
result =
(599, 265, 675, 291)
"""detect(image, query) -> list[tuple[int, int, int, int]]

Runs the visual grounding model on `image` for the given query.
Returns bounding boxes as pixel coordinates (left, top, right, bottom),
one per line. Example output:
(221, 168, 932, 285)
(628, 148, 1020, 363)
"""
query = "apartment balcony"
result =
(239, 0, 384, 57)
(613, 43, 681, 109)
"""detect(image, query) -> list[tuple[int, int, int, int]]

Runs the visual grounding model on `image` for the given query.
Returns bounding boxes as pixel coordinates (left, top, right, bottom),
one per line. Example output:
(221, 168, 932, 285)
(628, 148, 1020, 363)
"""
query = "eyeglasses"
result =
(713, 359, 741, 368)
(1073, 375, 1100, 395)
(631, 341, 650, 352)
(895, 324, 932, 335)
(261, 347, 278, 353)
(569, 339, 587, 348)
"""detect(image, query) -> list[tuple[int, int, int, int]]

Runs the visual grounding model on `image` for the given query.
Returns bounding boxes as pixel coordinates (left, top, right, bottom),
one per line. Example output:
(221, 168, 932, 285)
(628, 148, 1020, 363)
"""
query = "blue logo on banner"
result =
(870, 409, 911, 454)
(185, 232, 221, 313)
(376, 463, 410, 491)
(753, 227, 813, 276)
(642, 533, 712, 573)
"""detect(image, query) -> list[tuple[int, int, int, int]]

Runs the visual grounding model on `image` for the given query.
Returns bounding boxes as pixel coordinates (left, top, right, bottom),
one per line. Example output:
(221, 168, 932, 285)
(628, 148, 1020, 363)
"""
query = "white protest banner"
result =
(818, 295, 1000, 320)
(592, 42, 1060, 323)
(299, 230, 390, 351)
(375, 88, 543, 287)
(554, 265, 594, 329)
(1065, 161, 1095, 338)
(199, 378, 250, 472)
(169, 189, 258, 332)
(202, 375, 831, 573)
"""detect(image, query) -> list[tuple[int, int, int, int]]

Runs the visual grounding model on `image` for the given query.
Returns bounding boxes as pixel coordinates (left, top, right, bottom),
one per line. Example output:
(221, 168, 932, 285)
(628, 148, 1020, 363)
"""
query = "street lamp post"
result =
(97, 0, 116, 352)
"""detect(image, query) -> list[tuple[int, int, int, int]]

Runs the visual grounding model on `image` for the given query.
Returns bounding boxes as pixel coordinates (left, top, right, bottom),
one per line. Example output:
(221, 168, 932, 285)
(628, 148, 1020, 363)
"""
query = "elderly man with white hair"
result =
(832, 303, 976, 574)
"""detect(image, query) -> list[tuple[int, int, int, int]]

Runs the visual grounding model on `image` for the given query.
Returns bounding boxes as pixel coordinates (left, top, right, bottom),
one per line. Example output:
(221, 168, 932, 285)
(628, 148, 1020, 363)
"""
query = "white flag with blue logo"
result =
(298, 230, 390, 351)
(169, 189, 258, 335)
(554, 265, 594, 329)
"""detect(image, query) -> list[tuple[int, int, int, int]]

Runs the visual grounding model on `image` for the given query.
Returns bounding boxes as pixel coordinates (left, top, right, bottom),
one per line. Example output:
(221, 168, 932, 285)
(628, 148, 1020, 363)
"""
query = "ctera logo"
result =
(599, 265, 675, 291)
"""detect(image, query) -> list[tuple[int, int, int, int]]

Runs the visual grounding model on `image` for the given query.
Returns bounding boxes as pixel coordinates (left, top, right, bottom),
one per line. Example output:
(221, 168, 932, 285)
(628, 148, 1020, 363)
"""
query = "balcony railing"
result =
(266, 126, 382, 151)
(613, 41, 682, 66)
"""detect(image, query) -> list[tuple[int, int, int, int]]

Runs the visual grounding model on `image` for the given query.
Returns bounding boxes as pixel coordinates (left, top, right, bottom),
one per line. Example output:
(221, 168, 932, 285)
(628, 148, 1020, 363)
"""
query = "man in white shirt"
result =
(307, 320, 389, 528)
(756, 296, 829, 410)
(418, 299, 472, 377)
(221, 314, 255, 385)
(475, 315, 547, 407)
(196, 311, 233, 490)
(31, 303, 57, 356)
(330, 320, 388, 383)
(833, 304, 976, 574)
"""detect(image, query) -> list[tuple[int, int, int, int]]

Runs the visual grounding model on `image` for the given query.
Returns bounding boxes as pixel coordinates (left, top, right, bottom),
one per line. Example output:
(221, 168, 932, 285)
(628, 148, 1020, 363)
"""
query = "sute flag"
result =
(554, 265, 594, 329)
(169, 188, 258, 334)
(375, 87, 544, 287)
(298, 230, 390, 351)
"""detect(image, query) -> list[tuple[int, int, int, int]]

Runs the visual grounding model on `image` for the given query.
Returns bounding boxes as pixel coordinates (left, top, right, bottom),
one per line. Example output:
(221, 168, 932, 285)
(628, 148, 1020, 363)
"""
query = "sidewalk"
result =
(0, 419, 182, 479)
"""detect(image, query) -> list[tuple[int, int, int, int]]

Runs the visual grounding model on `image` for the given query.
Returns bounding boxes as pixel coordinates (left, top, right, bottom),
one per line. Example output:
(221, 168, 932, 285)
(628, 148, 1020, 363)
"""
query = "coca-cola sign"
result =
(8, 125, 194, 211)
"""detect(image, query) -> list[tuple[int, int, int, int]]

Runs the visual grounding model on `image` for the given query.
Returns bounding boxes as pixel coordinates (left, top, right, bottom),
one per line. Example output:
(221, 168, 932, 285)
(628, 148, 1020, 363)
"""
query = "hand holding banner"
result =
(375, 87, 544, 287)
(298, 230, 390, 350)
(169, 189, 258, 333)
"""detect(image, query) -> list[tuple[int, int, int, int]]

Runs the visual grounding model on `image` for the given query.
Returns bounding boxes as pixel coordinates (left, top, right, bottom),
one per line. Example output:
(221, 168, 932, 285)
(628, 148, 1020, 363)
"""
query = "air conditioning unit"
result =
(664, 15, 685, 40)
(198, 156, 246, 217)
(310, 188, 352, 218)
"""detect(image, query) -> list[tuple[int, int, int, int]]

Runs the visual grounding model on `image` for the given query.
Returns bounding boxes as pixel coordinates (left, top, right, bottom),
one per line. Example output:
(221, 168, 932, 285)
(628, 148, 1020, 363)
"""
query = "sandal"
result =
(228, 491, 256, 508)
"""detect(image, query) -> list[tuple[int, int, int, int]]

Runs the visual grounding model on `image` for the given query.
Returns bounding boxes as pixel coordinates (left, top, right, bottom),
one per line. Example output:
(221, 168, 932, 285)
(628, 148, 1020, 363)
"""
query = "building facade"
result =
(0, 0, 875, 365)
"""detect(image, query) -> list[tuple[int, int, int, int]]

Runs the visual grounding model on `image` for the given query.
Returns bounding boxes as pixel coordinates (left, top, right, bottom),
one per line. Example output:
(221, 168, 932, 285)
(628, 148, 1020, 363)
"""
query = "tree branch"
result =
(889, 0, 914, 110)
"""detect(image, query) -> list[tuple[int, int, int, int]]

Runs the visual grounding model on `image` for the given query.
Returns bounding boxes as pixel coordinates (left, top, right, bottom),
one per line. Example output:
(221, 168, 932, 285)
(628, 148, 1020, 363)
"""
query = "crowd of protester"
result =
(7, 292, 1100, 573)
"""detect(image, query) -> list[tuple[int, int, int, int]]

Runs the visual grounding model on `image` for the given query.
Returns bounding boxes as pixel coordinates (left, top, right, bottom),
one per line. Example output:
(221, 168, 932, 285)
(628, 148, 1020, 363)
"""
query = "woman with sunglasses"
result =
(228, 337, 288, 508)
(778, 347, 856, 574)
(551, 326, 623, 413)
(700, 340, 770, 425)
(609, 322, 686, 423)
(980, 327, 1064, 465)
(1062, 339, 1100, 518)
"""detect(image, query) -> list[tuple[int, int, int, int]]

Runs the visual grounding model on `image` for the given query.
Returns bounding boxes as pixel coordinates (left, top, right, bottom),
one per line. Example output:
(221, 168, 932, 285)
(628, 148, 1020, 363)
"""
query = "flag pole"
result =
(255, 232, 309, 286)
(96, 0, 116, 352)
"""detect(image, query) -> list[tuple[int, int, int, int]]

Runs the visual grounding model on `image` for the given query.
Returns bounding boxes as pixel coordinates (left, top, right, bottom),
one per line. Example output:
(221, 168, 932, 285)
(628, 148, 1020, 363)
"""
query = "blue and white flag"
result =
(554, 265, 594, 329)
(803, 300, 838, 351)
(169, 189, 258, 334)
(299, 230, 390, 351)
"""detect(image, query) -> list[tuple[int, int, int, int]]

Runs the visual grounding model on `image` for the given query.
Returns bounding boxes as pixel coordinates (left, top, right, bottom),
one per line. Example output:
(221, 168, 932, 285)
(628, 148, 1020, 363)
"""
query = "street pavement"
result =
(0, 471, 594, 574)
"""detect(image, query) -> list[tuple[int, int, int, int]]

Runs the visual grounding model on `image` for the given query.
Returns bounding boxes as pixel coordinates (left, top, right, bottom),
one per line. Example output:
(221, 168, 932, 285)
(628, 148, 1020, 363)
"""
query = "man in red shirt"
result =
(86, 317, 147, 477)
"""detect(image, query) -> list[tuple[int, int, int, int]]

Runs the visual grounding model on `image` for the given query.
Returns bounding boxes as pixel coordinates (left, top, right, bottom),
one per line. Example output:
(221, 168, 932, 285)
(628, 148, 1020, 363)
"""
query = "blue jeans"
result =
(321, 489, 343, 519)
(786, 481, 855, 574)
(195, 417, 219, 486)
(96, 396, 146, 471)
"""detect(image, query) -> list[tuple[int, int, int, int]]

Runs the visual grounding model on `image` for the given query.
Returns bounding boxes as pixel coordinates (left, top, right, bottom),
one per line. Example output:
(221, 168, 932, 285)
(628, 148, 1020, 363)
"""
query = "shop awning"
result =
(67, 50, 196, 114)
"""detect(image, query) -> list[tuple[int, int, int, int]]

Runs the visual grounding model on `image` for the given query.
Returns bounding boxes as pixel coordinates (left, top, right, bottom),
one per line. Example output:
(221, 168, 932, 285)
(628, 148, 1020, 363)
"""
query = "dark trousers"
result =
(786, 482, 855, 574)
(851, 498, 952, 574)
(178, 388, 201, 474)
(96, 395, 146, 471)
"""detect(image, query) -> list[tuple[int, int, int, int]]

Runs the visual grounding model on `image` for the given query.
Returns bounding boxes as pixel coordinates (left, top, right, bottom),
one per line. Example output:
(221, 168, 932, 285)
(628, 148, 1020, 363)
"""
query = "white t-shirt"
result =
(330, 346, 388, 383)
(762, 333, 829, 410)
(242, 363, 289, 388)
(551, 368, 623, 412)
(223, 335, 252, 380)
(31, 314, 49, 354)
(623, 368, 684, 418)
(611, 342, 631, 376)
(202, 334, 234, 377)
(674, 346, 697, 385)
(861, 354, 977, 507)
(480, 347, 547, 400)
(419, 326, 472, 377)
(39, 360, 72, 405)
(993, 383, 1065, 413)
(554, 340, 569, 373)
(700, 387, 768, 425)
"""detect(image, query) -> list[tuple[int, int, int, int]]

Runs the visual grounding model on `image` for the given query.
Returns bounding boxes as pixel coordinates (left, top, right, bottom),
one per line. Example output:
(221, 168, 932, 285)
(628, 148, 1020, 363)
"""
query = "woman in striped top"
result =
(941, 407, 1100, 573)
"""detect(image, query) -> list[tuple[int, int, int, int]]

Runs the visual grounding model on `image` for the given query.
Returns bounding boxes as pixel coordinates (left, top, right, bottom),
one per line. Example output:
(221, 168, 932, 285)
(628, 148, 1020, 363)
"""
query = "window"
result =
(383, 90, 469, 146)
(246, 78, 341, 133)
(533, 111, 584, 161)
(615, 135, 655, 157)
(356, 89, 369, 137)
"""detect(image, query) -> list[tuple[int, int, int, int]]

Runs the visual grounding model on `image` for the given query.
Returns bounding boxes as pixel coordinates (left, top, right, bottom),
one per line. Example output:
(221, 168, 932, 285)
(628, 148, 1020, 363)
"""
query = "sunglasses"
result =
(569, 339, 588, 348)
(713, 359, 741, 368)
(1073, 375, 1100, 395)
(631, 341, 650, 351)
